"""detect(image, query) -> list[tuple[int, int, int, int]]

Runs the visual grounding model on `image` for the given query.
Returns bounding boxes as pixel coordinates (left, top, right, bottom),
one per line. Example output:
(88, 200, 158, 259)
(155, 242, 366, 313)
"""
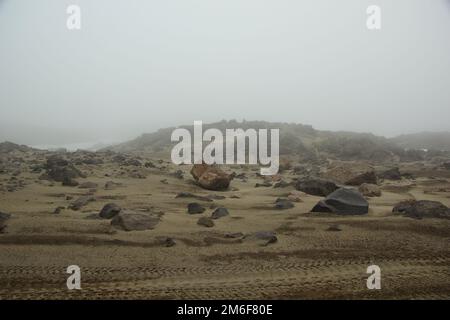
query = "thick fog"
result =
(1, 0, 450, 147)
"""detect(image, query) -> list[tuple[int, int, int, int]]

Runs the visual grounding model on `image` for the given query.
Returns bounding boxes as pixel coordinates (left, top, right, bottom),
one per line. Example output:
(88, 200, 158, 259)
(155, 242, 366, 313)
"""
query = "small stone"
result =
(211, 207, 229, 219)
(197, 217, 214, 227)
(187, 203, 206, 214)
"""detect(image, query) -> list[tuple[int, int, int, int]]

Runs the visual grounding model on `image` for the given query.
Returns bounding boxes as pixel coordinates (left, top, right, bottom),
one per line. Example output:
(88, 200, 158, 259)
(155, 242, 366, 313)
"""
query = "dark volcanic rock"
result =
(69, 196, 95, 211)
(175, 192, 213, 202)
(211, 207, 229, 219)
(111, 210, 160, 231)
(378, 167, 402, 180)
(53, 206, 65, 214)
(99, 203, 122, 219)
(255, 181, 272, 188)
(62, 176, 79, 187)
(187, 203, 206, 214)
(326, 224, 342, 232)
(274, 198, 294, 210)
(104, 181, 121, 190)
(171, 170, 184, 179)
(273, 180, 290, 188)
(197, 217, 214, 227)
(44, 156, 85, 182)
(311, 188, 369, 215)
(295, 178, 338, 197)
(393, 200, 450, 219)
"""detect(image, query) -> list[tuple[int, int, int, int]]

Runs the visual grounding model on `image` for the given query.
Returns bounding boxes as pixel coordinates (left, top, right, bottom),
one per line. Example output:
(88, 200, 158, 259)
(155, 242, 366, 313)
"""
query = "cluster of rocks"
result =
(99, 203, 161, 231)
(41, 155, 85, 184)
(187, 203, 230, 228)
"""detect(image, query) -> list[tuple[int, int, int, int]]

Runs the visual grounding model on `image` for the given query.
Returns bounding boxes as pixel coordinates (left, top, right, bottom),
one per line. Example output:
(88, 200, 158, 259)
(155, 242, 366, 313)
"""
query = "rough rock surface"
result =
(99, 203, 122, 219)
(311, 188, 369, 215)
(211, 207, 229, 219)
(358, 183, 382, 197)
(393, 200, 450, 219)
(197, 217, 214, 227)
(295, 178, 338, 197)
(191, 164, 232, 191)
(111, 210, 160, 231)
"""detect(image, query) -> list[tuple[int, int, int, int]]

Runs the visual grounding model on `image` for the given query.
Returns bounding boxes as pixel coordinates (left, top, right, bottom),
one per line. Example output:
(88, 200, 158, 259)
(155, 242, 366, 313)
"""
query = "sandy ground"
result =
(0, 158, 449, 300)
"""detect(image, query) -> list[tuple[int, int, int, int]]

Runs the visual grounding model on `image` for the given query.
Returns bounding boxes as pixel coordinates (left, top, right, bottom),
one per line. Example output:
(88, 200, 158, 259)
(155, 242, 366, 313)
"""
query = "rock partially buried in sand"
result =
(393, 200, 450, 219)
(53, 206, 65, 214)
(78, 182, 98, 189)
(244, 231, 278, 246)
(0, 211, 11, 232)
(62, 176, 79, 187)
(358, 183, 382, 197)
(99, 203, 122, 219)
(190, 164, 232, 191)
(345, 170, 377, 186)
(326, 224, 342, 232)
(274, 198, 294, 210)
(311, 188, 369, 215)
(175, 192, 213, 202)
(378, 167, 402, 180)
(69, 196, 95, 211)
(187, 203, 206, 214)
(111, 210, 160, 231)
(197, 217, 214, 227)
(211, 207, 229, 219)
(295, 178, 338, 197)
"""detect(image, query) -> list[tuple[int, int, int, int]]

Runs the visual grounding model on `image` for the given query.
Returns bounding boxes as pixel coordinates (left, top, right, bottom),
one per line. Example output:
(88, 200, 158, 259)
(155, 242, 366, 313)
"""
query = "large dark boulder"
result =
(99, 203, 122, 219)
(393, 200, 450, 219)
(44, 156, 85, 182)
(295, 178, 338, 197)
(311, 188, 369, 215)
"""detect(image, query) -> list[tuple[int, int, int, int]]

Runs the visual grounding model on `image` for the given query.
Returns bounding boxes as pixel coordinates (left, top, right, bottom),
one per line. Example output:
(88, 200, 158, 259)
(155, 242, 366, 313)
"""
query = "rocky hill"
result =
(104, 120, 410, 162)
(390, 132, 450, 151)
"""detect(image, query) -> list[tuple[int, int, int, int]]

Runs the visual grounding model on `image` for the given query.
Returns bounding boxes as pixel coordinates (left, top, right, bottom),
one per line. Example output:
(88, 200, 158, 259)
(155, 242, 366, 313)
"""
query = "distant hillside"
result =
(390, 132, 450, 151)
(0, 141, 38, 153)
(105, 120, 408, 162)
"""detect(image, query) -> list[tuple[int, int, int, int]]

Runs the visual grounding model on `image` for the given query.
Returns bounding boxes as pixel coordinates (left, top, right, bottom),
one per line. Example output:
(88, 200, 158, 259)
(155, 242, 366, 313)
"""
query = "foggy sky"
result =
(1, 0, 450, 146)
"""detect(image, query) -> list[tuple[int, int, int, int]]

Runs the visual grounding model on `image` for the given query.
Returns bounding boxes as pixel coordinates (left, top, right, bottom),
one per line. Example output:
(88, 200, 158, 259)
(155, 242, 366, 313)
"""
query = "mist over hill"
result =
(391, 132, 450, 151)
(104, 120, 450, 163)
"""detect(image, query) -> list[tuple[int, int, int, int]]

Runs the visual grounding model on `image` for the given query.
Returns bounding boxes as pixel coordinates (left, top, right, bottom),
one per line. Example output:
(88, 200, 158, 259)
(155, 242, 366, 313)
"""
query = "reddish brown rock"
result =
(191, 164, 232, 191)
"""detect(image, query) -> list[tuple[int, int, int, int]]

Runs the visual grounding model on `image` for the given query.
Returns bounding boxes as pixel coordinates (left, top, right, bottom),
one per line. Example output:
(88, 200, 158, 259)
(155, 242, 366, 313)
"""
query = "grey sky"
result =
(1, 0, 450, 146)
